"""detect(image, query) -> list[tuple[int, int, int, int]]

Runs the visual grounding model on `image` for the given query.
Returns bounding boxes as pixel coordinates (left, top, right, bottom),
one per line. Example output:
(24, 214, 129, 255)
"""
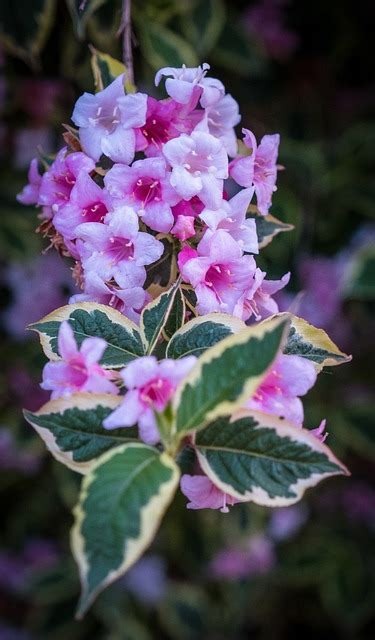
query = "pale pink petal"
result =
(121, 356, 159, 389)
(57, 321, 78, 360)
(80, 337, 107, 365)
(103, 389, 144, 429)
(180, 475, 239, 512)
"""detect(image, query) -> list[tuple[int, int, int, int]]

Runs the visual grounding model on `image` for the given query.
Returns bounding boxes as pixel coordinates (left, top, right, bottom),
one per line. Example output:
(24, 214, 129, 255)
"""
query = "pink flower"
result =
(70, 267, 148, 324)
(53, 172, 111, 243)
(76, 206, 163, 281)
(210, 535, 275, 579)
(196, 93, 241, 157)
(234, 265, 290, 321)
(170, 195, 204, 239)
(103, 355, 196, 444)
(163, 131, 228, 209)
(38, 147, 95, 214)
(17, 158, 42, 205)
(41, 321, 118, 399)
(310, 419, 327, 443)
(180, 474, 240, 513)
(178, 230, 253, 315)
(230, 128, 280, 214)
(155, 63, 225, 109)
(104, 157, 179, 232)
(199, 187, 258, 254)
(72, 74, 147, 163)
(246, 354, 317, 425)
(135, 96, 195, 157)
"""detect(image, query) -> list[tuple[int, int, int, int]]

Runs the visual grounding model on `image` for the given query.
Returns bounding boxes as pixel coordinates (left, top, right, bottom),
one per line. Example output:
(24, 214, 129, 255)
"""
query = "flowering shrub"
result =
(18, 54, 351, 617)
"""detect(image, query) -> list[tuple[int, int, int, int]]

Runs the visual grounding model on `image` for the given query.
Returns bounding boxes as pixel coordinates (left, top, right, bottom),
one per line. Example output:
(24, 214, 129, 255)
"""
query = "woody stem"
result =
(120, 0, 134, 86)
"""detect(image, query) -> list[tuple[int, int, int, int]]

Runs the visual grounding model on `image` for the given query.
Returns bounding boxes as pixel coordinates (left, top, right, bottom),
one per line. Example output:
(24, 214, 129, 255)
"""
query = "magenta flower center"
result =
(205, 263, 233, 295)
(132, 177, 162, 206)
(141, 116, 170, 147)
(67, 357, 89, 388)
(139, 376, 174, 411)
(82, 201, 108, 223)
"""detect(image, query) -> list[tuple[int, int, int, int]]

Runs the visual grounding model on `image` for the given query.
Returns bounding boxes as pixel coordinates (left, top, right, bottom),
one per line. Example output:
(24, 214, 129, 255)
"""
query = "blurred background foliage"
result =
(0, 0, 374, 638)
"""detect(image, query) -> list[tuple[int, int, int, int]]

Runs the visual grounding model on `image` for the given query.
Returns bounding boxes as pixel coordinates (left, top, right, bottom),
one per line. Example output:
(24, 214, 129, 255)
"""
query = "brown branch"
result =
(119, 0, 134, 86)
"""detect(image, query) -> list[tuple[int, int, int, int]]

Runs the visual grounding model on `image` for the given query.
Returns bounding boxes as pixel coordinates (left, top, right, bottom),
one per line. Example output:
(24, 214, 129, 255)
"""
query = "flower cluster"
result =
(20, 63, 333, 516)
(19, 63, 287, 323)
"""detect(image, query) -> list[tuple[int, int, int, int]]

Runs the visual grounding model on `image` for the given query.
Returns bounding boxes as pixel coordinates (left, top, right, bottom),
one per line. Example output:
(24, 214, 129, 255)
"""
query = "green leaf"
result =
(343, 245, 375, 299)
(72, 443, 180, 617)
(0, 0, 56, 63)
(140, 282, 181, 354)
(172, 316, 289, 436)
(145, 236, 177, 293)
(162, 286, 186, 341)
(180, 0, 225, 56)
(90, 47, 128, 92)
(140, 21, 199, 70)
(247, 206, 294, 249)
(196, 410, 348, 506)
(24, 394, 138, 474)
(166, 313, 245, 359)
(30, 302, 145, 369)
(277, 313, 352, 370)
(66, 0, 107, 39)
(212, 20, 265, 76)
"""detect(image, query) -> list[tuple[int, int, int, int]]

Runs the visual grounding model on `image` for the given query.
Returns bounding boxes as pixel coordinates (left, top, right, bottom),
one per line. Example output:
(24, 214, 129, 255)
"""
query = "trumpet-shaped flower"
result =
(70, 267, 148, 323)
(196, 93, 241, 157)
(72, 74, 147, 163)
(199, 187, 258, 254)
(38, 148, 95, 213)
(104, 158, 179, 232)
(41, 321, 118, 399)
(17, 158, 42, 206)
(53, 172, 111, 243)
(178, 230, 254, 315)
(246, 354, 317, 425)
(230, 128, 280, 214)
(76, 206, 164, 281)
(163, 131, 228, 209)
(103, 355, 196, 444)
(180, 475, 240, 513)
(234, 264, 290, 321)
(155, 63, 225, 109)
(135, 96, 195, 157)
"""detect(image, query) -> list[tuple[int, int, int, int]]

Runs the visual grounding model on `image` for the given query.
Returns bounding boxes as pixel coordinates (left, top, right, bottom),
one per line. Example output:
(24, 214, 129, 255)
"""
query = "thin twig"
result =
(118, 0, 134, 86)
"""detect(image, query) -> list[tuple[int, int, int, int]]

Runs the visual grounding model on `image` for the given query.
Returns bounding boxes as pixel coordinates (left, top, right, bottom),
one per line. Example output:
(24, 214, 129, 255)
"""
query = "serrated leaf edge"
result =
(23, 393, 122, 474)
(197, 409, 349, 507)
(71, 444, 180, 618)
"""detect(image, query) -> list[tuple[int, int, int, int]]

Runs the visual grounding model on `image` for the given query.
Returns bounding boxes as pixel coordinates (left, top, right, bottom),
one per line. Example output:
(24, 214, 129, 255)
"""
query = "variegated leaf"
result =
(166, 313, 245, 359)
(23, 394, 138, 474)
(276, 313, 352, 370)
(172, 316, 289, 436)
(72, 443, 179, 617)
(29, 302, 145, 368)
(140, 282, 181, 354)
(196, 410, 348, 506)
(247, 206, 294, 249)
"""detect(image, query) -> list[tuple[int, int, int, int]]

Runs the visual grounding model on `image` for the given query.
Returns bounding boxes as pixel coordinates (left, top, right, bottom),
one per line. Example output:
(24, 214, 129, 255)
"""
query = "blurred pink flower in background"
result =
(244, 0, 299, 61)
(210, 535, 276, 580)
(0, 428, 42, 475)
(2, 253, 76, 339)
